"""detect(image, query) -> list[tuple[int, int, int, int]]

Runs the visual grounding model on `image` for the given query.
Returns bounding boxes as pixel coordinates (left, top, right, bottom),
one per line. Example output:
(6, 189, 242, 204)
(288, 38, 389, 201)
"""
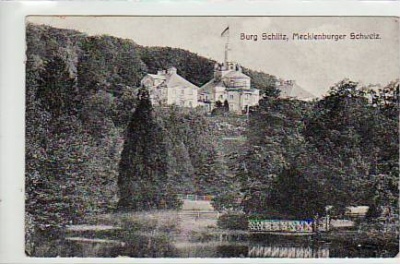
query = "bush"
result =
(217, 213, 248, 230)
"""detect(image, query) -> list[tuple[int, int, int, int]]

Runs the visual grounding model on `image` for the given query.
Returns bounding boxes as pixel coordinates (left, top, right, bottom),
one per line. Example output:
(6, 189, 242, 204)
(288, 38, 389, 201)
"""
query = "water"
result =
(178, 234, 398, 258)
(62, 233, 397, 258)
(31, 227, 398, 258)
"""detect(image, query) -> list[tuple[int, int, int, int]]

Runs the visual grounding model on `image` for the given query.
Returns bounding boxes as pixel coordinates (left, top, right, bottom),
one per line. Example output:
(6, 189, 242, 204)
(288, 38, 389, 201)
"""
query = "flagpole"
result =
(222, 26, 230, 67)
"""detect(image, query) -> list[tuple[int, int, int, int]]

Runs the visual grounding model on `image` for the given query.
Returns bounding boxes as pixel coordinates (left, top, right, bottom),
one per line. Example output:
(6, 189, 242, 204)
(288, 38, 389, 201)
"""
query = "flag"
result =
(221, 26, 229, 37)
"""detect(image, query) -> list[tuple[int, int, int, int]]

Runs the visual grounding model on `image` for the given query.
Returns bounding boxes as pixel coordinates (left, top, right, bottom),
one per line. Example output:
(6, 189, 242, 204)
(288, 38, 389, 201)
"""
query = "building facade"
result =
(140, 26, 261, 113)
(140, 67, 199, 108)
(198, 62, 260, 113)
(140, 27, 317, 112)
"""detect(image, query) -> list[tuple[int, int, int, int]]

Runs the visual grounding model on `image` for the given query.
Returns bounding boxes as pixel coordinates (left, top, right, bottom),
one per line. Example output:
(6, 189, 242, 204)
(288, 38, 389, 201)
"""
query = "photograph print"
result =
(25, 16, 399, 258)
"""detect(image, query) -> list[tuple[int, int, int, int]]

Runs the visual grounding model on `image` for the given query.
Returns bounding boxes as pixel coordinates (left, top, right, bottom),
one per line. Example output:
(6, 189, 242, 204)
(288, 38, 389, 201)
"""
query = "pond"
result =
(28, 217, 398, 258)
(53, 231, 398, 258)
(175, 233, 398, 258)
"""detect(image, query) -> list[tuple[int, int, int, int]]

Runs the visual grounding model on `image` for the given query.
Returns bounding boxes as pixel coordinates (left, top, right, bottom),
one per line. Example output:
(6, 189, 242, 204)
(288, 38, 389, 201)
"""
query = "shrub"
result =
(217, 213, 248, 230)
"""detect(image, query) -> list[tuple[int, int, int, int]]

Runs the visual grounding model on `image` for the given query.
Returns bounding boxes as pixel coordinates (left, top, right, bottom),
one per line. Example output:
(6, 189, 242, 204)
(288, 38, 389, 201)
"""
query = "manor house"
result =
(140, 67, 199, 108)
(140, 28, 260, 113)
(198, 62, 260, 113)
(140, 28, 317, 111)
(140, 62, 260, 113)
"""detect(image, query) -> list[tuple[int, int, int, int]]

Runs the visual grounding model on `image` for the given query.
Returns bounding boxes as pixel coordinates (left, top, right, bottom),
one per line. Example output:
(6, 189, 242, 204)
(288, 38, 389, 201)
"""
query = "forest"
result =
(26, 23, 399, 235)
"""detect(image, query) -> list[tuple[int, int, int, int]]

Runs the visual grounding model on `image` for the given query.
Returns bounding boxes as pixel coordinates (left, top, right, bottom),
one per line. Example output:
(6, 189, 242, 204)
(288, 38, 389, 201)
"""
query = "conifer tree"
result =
(117, 87, 181, 210)
(223, 99, 230, 112)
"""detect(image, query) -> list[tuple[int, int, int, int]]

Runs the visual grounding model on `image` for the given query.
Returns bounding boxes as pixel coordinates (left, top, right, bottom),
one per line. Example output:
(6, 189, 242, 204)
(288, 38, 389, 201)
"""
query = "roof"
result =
(278, 83, 316, 101)
(147, 74, 166, 80)
(223, 71, 250, 79)
(146, 71, 198, 89)
(165, 72, 198, 90)
(199, 79, 220, 94)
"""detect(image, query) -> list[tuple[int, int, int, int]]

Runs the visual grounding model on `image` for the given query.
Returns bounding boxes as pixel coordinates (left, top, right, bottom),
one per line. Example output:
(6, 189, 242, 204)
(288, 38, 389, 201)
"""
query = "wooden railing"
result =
(177, 194, 214, 201)
(248, 218, 330, 233)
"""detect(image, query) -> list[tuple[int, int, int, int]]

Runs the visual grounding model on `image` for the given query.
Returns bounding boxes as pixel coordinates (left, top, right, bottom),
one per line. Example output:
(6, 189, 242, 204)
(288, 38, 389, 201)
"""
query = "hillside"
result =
(25, 23, 279, 227)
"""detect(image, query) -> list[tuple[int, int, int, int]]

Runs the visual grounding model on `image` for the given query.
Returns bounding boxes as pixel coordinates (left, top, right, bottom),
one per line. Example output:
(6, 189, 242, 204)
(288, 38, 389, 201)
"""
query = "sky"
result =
(27, 16, 399, 97)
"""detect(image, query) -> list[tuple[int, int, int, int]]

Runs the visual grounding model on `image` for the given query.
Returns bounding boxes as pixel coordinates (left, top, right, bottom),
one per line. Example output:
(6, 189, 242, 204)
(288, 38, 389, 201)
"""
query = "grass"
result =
(83, 210, 180, 233)
(77, 209, 245, 257)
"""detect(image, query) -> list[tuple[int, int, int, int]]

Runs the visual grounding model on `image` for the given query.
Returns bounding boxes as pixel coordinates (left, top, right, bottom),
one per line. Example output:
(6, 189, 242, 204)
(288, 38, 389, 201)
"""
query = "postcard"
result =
(22, 15, 399, 259)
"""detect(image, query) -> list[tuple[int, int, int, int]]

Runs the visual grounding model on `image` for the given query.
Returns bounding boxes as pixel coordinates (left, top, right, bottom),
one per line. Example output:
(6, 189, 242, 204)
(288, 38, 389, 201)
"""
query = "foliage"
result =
(223, 100, 230, 111)
(138, 46, 215, 87)
(25, 23, 229, 229)
(156, 106, 219, 194)
(305, 80, 399, 212)
(211, 187, 242, 212)
(242, 68, 279, 97)
(117, 88, 182, 210)
(77, 35, 145, 92)
(217, 213, 248, 230)
(230, 79, 399, 219)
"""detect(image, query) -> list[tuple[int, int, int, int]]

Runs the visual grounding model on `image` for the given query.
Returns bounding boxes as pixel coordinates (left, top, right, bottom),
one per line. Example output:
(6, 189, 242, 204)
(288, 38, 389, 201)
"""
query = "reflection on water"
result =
(248, 234, 329, 258)
(176, 234, 398, 258)
(50, 229, 398, 258)
(248, 244, 329, 258)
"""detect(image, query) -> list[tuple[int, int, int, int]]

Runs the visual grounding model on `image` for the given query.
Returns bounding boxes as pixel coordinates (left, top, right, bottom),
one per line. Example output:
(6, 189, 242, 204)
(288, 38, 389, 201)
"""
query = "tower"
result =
(224, 29, 230, 67)
(221, 26, 233, 70)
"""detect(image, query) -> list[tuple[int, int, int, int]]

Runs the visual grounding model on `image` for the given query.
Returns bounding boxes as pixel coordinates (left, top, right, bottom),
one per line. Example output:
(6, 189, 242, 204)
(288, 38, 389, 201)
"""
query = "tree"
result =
(223, 99, 230, 112)
(269, 167, 327, 219)
(242, 68, 280, 98)
(304, 79, 398, 213)
(235, 97, 313, 217)
(215, 100, 223, 108)
(37, 56, 78, 117)
(117, 88, 181, 210)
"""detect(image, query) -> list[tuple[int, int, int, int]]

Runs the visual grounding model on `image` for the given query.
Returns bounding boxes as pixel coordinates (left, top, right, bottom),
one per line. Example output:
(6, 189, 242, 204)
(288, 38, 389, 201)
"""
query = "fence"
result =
(177, 194, 214, 201)
(248, 218, 330, 233)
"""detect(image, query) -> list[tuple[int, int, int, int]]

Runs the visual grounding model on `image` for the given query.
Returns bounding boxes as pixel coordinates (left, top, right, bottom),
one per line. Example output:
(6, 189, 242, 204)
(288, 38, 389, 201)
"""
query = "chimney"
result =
(157, 70, 165, 76)
(167, 67, 177, 75)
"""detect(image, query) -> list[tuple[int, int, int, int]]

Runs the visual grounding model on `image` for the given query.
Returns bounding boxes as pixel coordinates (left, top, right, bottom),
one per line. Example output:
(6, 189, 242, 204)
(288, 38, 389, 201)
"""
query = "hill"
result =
(25, 23, 279, 228)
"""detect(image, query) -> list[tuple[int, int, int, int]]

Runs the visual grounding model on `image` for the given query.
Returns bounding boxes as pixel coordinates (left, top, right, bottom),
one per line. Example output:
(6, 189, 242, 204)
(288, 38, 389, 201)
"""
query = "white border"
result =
(0, 0, 399, 263)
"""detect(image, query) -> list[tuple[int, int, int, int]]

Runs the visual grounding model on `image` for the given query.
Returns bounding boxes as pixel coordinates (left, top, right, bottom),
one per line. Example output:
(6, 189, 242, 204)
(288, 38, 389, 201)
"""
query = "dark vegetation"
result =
(25, 24, 279, 229)
(26, 23, 398, 239)
(221, 80, 399, 219)
(117, 88, 183, 210)
(217, 213, 248, 230)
